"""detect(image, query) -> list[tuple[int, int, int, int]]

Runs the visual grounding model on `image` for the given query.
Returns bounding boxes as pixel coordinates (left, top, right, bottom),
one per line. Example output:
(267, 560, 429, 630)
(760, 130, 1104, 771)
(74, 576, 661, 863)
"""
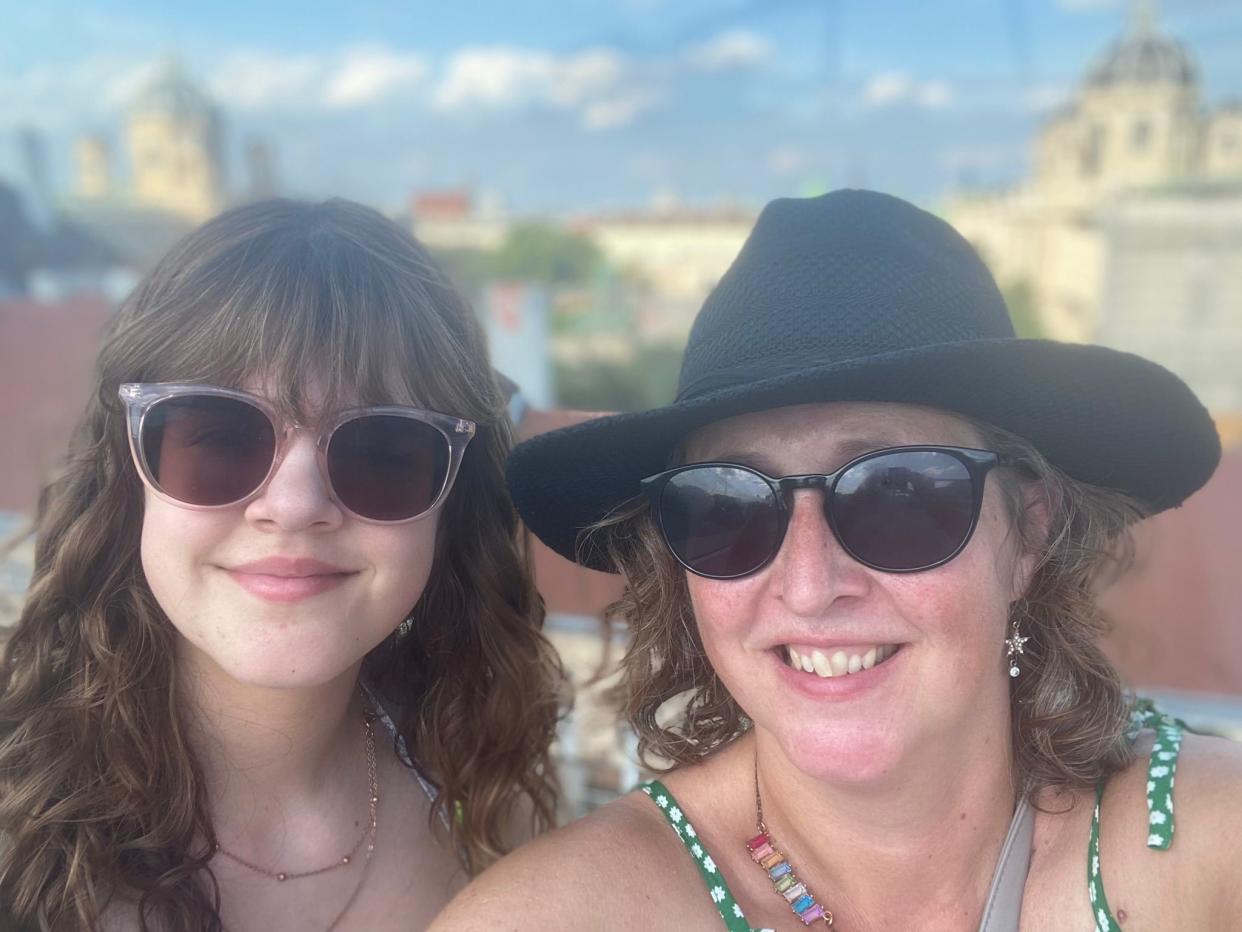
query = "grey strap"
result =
(977, 797, 1035, 932)
(360, 682, 451, 829)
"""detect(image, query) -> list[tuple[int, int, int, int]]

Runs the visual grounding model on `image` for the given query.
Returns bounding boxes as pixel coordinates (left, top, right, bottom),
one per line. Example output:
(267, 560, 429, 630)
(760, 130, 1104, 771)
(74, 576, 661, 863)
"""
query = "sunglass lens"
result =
(141, 395, 276, 507)
(660, 465, 782, 578)
(327, 415, 450, 521)
(832, 450, 975, 570)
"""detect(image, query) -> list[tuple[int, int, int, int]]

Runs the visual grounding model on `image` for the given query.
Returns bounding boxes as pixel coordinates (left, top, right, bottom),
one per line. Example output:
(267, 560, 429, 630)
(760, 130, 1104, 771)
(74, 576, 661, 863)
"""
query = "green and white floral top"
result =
(641, 701, 1185, 932)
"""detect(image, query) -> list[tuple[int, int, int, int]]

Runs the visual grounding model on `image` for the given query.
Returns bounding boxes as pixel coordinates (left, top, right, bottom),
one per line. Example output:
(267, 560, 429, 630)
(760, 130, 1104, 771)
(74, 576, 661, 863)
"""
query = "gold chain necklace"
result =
(213, 708, 379, 883)
(745, 753, 835, 926)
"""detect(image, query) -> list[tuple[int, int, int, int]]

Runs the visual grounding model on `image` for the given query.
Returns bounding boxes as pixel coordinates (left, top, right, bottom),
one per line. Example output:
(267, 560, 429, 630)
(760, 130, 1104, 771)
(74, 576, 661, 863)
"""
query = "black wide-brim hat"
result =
(508, 189, 1220, 571)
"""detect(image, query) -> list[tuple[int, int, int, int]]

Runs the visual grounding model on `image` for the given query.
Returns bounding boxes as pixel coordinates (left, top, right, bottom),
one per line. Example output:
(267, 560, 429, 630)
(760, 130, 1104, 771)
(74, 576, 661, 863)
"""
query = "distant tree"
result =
(431, 246, 494, 300)
(489, 224, 602, 285)
(555, 343, 683, 412)
(1002, 278, 1046, 340)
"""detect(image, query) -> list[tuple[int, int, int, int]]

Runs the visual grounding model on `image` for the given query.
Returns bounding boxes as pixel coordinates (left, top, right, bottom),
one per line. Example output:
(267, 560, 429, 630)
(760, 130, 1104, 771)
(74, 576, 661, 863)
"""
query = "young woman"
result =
(0, 199, 563, 931)
(435, 190, 1242, 930)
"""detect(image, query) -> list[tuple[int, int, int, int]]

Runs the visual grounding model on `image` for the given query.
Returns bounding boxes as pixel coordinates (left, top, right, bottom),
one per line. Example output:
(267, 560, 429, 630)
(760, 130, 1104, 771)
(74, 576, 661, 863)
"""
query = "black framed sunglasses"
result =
(641, 445, 1007, 579)
(119, 383, 476, 524)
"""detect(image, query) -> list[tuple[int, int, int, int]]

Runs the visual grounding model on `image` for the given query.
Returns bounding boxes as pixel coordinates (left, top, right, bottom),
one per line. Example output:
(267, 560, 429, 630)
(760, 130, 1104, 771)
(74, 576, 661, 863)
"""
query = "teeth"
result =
(811, 650, 832, 677)
(783, 643, 897, 677)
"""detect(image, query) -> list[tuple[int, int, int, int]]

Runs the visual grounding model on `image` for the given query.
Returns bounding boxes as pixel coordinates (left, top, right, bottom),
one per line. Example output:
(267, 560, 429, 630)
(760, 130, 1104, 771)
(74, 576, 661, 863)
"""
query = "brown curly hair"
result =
(0, 199, 564, 930)
(588, 413, 1145, 799)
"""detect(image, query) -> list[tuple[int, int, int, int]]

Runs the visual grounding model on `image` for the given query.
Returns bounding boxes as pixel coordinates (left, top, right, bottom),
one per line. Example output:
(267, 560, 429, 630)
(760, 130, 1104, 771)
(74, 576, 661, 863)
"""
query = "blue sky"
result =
(1, 0, 1240, 214)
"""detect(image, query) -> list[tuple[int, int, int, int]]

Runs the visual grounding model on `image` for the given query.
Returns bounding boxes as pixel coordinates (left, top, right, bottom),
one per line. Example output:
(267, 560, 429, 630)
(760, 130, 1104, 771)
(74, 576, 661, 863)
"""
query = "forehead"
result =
(238, 368, 420, 418)
(684, 402, 983, 471)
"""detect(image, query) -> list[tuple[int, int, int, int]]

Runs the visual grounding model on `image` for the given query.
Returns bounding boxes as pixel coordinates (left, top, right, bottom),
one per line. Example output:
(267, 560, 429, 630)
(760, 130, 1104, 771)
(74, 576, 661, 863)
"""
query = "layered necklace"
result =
(745, 754, 835, 927)
(212, 705, 380, 931)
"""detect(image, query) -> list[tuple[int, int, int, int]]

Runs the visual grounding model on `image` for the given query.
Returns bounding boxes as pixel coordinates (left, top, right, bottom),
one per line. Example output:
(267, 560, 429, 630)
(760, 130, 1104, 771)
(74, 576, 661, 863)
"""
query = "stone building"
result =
(947, 3, 1242, 345)
(72, 58, 226, 224)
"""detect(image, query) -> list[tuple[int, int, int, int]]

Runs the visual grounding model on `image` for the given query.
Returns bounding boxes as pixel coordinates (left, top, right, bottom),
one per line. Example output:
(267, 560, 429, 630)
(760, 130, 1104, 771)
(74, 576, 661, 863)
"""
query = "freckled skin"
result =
(682, 401, 1036, 785)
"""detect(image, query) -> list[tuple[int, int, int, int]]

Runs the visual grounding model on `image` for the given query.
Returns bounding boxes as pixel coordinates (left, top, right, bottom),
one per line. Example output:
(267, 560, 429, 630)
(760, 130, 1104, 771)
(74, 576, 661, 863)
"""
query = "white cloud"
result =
(685, 30, 773, 71)
(861, 71, 954, 110)
(433, 45, 651, 129)
(322, 47, 428, 109)
(433, 47, 554, 111)
(583, 90, 657, 131)
(209, 50, 323, 110)
(862, 71, 912, 107)
(547, 49, 626, 108)
(917, 80, 953, 109)
(0, 56, 158, 128)
(210, 46, 427, 111)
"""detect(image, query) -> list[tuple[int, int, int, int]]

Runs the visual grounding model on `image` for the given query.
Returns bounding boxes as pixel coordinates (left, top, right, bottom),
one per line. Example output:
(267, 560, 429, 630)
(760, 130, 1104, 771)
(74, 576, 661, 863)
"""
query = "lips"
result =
(223, 557, 356, 603)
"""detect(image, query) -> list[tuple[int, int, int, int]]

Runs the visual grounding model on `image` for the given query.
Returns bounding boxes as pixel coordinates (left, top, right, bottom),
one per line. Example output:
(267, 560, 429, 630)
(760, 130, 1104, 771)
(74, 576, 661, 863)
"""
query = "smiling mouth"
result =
(778, 644, 901, 678)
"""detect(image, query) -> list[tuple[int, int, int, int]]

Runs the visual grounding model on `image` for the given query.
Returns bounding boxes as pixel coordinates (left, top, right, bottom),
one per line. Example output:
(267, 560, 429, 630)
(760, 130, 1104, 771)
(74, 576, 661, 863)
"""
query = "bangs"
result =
(119, 200, 495, 424)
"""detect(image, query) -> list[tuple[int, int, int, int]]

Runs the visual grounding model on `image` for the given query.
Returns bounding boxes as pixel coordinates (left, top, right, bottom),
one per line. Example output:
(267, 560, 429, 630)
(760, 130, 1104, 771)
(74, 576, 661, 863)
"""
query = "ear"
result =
(1010, 478, 1052, 603)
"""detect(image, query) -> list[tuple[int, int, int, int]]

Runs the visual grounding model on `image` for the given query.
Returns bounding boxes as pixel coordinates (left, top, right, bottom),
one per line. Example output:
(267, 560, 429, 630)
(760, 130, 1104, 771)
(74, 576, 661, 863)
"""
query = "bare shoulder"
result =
(1108, 730, 1242, 849)
(1025, 731, 1242, 930)
(1159, 733, 1242, 915)
(428, 790, 703, 932)
(1100, 730, 1242, 927)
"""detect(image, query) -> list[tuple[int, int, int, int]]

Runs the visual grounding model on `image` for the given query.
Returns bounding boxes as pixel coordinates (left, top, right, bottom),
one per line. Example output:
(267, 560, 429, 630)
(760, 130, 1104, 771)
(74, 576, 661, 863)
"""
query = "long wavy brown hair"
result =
(0, 199, 564, 930)
(588, 413, 1145, 799)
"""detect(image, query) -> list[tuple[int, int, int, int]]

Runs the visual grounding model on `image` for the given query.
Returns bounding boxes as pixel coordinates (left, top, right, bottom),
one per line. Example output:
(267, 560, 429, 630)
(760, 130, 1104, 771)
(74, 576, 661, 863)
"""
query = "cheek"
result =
(366, 514, 441, 623)
(140, 494, 216, 607)
(900, 507, 1019, 648)
(686, 574, 765, 659)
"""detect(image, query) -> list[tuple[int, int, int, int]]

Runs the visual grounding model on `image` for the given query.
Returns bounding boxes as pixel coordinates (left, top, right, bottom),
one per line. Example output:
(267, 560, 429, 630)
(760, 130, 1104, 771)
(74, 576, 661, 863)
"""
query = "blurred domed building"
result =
(125, 57, 226, 221)
(63, 58, 277, 269)
(946, 1, 1242, 442)
(1031, 3, 1241, 209)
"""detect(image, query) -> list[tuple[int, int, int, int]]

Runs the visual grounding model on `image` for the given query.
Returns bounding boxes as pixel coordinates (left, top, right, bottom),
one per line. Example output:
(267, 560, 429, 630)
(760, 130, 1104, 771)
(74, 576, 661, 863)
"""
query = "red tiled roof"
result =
(411, 190, 472, 221)
(0, 297, 111, 513)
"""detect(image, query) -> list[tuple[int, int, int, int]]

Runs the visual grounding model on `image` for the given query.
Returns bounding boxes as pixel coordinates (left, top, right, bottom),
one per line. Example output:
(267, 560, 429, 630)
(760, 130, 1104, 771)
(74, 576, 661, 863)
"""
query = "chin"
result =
(771, 721, 907, 785)
(185, 631, 366, 691)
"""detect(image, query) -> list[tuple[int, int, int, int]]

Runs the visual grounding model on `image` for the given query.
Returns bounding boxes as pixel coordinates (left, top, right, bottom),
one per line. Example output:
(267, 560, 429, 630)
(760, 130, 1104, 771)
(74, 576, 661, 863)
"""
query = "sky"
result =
(1, 0, 1240, 215)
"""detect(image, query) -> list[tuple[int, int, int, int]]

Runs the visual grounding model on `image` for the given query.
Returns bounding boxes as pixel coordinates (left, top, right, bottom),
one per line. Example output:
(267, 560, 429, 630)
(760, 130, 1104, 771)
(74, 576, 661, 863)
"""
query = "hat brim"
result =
(507, 337, 1220, 571)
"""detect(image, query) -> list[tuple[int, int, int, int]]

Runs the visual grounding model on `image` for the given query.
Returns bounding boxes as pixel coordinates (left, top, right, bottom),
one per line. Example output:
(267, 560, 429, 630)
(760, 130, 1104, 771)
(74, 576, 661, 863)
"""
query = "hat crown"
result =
(677, 190, 1015, 401)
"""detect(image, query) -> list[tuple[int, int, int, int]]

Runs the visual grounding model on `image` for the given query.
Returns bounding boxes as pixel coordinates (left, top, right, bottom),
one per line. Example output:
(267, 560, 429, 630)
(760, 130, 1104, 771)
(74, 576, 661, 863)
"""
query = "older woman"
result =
(433, 190, 1241, 931)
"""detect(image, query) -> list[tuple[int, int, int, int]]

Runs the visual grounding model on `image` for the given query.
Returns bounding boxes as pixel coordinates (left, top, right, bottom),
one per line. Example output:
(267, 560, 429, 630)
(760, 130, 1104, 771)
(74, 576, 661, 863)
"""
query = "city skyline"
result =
(2, 0, 1241, 213)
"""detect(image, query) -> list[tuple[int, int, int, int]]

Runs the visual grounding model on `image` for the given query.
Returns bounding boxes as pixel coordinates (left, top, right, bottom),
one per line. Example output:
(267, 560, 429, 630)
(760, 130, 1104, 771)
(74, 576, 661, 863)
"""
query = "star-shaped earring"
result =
(1005, 623, 1029, 678)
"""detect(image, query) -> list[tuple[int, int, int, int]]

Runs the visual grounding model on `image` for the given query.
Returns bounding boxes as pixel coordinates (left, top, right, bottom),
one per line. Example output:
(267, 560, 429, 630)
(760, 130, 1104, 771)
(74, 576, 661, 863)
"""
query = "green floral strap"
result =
(1088, 781, 1121, 932)
(1087, 702, 1185, 932)
(1129, 699, 1184, 851)
(640, 781, 774, 932)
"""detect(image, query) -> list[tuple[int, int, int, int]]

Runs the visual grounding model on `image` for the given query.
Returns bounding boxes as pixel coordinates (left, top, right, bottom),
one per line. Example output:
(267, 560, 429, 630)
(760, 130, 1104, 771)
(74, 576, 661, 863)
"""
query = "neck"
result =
(752, 715, 1017, 928)
(176, 642, 368, 838)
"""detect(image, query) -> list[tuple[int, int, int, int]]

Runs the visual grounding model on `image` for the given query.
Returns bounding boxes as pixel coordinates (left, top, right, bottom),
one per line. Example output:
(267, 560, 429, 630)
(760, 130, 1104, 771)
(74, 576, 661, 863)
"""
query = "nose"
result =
(244, 431, 344, 532)
(767, 488, 869, 615)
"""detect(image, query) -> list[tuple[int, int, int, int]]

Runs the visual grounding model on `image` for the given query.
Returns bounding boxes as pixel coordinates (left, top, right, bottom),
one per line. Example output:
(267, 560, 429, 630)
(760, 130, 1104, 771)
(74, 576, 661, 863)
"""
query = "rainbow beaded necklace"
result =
(745, 756, 834, 927)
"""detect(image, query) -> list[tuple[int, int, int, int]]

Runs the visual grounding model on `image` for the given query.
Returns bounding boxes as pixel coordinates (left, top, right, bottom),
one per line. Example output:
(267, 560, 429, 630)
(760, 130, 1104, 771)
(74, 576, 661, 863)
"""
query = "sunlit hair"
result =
(0, 199, 564, 930)
(587, 412, 1144, 798)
